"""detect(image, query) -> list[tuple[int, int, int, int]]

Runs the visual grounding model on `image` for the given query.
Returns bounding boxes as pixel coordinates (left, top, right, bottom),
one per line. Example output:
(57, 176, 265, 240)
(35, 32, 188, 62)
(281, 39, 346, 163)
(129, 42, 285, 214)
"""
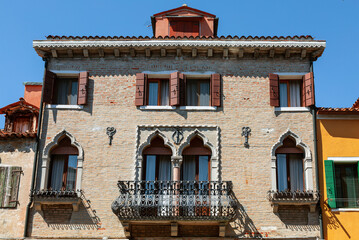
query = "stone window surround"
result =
(40, 130, 84, 194)
(270, 129, 314, 191)
(135, 125, 220, 181)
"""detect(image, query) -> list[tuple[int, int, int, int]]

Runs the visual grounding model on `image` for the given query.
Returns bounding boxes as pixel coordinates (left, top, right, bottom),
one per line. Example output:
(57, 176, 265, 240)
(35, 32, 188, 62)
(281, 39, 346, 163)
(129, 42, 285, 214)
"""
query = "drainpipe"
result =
(310, 61, 324, 240)
(23, 58, 47, 238)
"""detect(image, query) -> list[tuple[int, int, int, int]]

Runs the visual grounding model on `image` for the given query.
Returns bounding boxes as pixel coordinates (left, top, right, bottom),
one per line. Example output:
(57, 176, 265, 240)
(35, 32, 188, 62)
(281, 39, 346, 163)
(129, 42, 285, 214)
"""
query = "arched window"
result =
(48, 136, 79, 191)
(275, 136, 304, 191)
(181, 136, 211, 182)
(142, 136, 172, 181)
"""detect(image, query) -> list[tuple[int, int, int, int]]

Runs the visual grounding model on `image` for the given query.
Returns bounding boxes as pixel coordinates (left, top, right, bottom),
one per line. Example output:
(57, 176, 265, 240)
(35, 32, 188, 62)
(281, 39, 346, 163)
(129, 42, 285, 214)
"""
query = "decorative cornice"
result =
(33, 40, 326, 49)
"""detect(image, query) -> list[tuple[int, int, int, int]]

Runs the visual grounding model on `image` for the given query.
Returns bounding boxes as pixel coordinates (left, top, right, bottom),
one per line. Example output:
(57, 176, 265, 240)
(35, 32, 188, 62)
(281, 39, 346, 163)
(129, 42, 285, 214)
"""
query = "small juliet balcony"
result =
(111, 180, 237, 221)
(267, 190, 320, 213)
(31, 189, 81, 211)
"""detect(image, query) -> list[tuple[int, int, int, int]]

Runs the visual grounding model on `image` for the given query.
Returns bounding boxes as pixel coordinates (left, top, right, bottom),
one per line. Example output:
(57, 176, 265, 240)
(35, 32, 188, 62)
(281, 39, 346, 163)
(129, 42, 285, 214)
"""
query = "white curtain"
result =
(182, 156, 196, 181)
(279, 83, 288, 107)
(158, 155, 171, 181)
(69, 81, 78, 105)
(66, 155, 78, 190)
(290, 81, 301, 107)
(277, 154, 287, 191)
(160, 81, 169, 106)
(57, 80, 68, 104)
(199, 82, 210, 106)
(289, 155, 304, 191)
(50, 155, 66, 190)
(148, 82, 158, 105)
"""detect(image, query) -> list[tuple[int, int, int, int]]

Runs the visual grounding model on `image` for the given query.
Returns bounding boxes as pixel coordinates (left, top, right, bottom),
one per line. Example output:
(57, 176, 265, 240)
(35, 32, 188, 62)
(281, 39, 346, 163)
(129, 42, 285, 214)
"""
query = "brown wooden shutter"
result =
(77, 71, 89, 105)
(8, 167, 21, 208)
(211, 74, 221, 107)
(0, 167, 7, 207)
(269, 73, 279, 106)
(179, 73, 186, 106)
(304, 72, 315, 107)
(43, 71, 56, 103)
(170, 72, 180, 106)
(135, 73, 147, 106)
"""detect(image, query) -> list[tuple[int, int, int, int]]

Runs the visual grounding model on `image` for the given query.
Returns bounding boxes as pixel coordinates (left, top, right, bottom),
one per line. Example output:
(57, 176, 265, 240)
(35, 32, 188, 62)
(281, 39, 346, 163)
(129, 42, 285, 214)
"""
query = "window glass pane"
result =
(335, 164, 359, 208)
(160, 80, 169, 106)
(145, 155, 157, 181)
(198, 156, 209, 181)
(186, 80, 198, 106)
(69, 80, 78, 105)
(158, 155, 171, 181)
(289, 154, 304, 191)
(182, 156, 196, 181)
(50, 155, 66, 190)
(277, 154, 287, 191)
(148, 82, 159, 105)
(56, 80, 69, 104)
(66, 155, 78, 190)
(199, 81, 210, 106)
(290, 81, 301, 107)
(279, 83, 288, 107)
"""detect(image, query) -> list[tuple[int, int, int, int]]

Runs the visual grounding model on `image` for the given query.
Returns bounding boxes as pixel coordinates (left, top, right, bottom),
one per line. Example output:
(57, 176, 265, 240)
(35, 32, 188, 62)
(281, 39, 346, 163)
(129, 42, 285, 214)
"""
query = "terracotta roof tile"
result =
(352, 97, 359, 108)
(0, 130, 36, 139)
(45, 35, 315, 41)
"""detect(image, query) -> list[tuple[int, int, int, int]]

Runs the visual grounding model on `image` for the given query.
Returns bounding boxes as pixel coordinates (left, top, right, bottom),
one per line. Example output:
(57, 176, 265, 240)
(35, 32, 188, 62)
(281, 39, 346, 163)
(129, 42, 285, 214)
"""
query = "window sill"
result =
(331, 208, 359, 212)
(274, 107, 310, 112)
(180, 106, 217, 111)
(139, 106, 176, 110)
(46, 104, 84, 110)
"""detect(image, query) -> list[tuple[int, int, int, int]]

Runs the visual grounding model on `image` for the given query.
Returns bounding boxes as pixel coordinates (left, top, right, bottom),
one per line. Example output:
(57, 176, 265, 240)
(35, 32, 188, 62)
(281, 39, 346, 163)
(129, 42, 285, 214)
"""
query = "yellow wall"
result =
(317, 118, 359, 240)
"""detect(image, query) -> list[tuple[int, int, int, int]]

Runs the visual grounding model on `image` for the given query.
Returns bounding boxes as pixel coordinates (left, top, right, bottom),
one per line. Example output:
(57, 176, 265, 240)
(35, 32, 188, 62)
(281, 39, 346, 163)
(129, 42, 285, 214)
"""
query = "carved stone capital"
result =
(171, 156, 183, 168)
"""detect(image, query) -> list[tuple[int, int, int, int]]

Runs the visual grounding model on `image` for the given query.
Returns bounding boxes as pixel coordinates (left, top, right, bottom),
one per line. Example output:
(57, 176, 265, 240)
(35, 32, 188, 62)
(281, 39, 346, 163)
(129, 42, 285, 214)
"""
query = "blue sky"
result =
(0, 0, 358, 126)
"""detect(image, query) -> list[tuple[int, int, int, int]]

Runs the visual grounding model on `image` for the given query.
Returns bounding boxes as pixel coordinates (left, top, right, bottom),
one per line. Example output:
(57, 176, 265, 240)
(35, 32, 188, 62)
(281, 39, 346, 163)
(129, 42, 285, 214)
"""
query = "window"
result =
(53, 78, 78, 105)
(43, 71, 88, 105)
(13, 117, 31, 133)
(169, 20, 200, 37)
(186, 79, 210, 106)
(147, 79, 169, 106)
(0, 166, 21, 208)
(279, 80, 302, 107)
(49, 155, 78, 191)
(275, 137, 304, 192)
(325, 160, 359, 208)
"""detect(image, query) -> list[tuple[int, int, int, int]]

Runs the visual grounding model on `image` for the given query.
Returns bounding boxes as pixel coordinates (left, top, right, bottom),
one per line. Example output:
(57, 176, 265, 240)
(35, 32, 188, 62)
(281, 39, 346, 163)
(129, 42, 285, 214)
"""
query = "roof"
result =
(0, 130, 36, 139)
(0, 98, 39, 114)
(317, 107, 359, 115)
(23, 82, 42, 86)
(153, 5, 216, 18)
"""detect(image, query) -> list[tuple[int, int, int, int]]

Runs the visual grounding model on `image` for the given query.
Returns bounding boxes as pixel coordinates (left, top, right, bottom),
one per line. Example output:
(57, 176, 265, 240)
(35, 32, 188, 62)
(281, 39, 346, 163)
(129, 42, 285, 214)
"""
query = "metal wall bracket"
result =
(106, 127, 116, 145)
(241, 127, 251, 148)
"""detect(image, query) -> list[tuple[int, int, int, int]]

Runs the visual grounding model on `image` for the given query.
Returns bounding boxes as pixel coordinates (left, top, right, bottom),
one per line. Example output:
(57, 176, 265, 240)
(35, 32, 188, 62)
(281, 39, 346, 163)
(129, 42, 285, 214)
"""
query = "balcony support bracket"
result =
(171, 222, 178, 236)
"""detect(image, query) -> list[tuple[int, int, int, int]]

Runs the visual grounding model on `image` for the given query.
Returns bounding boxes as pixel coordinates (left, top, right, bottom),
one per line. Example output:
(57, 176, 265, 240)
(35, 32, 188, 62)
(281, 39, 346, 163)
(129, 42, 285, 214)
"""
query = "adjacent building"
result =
(22, 5, 327, 239)
(317, 101, 359, 240)
(0, 82, 42, 239)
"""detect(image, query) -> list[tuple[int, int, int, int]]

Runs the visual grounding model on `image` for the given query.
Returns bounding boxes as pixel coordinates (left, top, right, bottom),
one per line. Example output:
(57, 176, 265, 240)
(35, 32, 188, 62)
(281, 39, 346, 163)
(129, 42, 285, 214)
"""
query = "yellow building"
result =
(317, 100, 359, 240)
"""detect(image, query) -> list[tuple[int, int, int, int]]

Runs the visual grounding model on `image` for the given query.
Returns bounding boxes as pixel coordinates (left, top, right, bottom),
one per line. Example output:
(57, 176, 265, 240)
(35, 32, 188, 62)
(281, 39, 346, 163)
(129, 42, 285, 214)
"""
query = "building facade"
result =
(26, 5, 326, 240)
(317, 102, 359, 240)
(0, 82, 41, 239)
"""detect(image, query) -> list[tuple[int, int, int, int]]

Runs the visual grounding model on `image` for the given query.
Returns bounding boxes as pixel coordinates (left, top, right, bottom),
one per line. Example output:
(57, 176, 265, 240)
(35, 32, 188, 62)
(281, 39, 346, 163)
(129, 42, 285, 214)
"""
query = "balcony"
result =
(31, 189, 81, 211)
(267, 190, 319, 213)
(111, 181, 237, 221)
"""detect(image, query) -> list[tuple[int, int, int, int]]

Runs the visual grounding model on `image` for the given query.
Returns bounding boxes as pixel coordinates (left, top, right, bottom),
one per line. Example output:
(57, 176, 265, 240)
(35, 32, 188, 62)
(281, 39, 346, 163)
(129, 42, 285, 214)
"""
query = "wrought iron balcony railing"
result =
(267, 190, 320, 202)
(111, 181, 237, 221)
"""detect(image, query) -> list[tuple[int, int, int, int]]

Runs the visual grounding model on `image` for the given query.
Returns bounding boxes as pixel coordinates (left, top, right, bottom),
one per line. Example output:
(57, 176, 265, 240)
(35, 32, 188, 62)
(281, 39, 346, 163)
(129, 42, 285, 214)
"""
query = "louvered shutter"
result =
(179, 73, 186, 106)
(0, 167, 7, 207)
(211, 74, 221, 107)
(135, 73, 146, 106)
(269, 74, 279, 106)
(170, 72, 180, 106)
(43, 71, 56, 103)
(77, 71, 89, 105)
(304, 72, 315, 107)
(7, 167, 21, 208)
(324, 160, 336, 208)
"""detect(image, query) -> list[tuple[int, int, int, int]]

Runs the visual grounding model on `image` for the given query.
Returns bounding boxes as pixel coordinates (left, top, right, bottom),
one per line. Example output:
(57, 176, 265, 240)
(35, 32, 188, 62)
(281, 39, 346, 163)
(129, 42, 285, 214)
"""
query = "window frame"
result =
(146, 79, 170, 106)
(279, 79, 302, 107)
(53, 76, 79, 105)
(48, 154, 78, 191)
(142, 154, 172, 181)
(181, 155, 211, 181)
(186, 78, 211, 107)
(275, 153, 305, 192)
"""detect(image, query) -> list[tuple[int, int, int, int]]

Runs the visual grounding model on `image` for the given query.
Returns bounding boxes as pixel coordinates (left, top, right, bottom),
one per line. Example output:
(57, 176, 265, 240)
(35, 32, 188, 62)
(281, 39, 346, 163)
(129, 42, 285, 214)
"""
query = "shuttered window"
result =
(0, 166, 22, 208)
(43, 71, 89, 105)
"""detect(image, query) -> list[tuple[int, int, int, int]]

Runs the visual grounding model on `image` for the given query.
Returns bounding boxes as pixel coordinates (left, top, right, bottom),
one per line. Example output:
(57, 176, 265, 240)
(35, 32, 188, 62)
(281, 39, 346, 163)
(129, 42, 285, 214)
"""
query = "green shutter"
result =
(325, 160, 337, 208)
(7, 167, 21, 208)
(0, 167, 7, 208)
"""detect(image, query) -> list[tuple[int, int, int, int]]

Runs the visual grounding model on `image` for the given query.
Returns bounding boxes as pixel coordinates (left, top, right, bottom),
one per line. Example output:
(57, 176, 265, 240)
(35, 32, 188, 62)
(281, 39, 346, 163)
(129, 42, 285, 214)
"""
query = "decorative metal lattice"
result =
(112, 181, 237, 221)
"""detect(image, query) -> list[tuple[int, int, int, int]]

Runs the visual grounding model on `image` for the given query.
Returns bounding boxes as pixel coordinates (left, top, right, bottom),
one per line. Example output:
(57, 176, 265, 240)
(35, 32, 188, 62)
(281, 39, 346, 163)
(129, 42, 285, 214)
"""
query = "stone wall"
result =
(29, 55, 319, 239)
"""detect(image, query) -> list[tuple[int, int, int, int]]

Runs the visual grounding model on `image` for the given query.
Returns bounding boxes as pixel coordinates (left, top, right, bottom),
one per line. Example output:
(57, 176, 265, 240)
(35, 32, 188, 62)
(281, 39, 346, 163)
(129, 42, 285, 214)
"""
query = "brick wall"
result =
(29, 55, 319, 239)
